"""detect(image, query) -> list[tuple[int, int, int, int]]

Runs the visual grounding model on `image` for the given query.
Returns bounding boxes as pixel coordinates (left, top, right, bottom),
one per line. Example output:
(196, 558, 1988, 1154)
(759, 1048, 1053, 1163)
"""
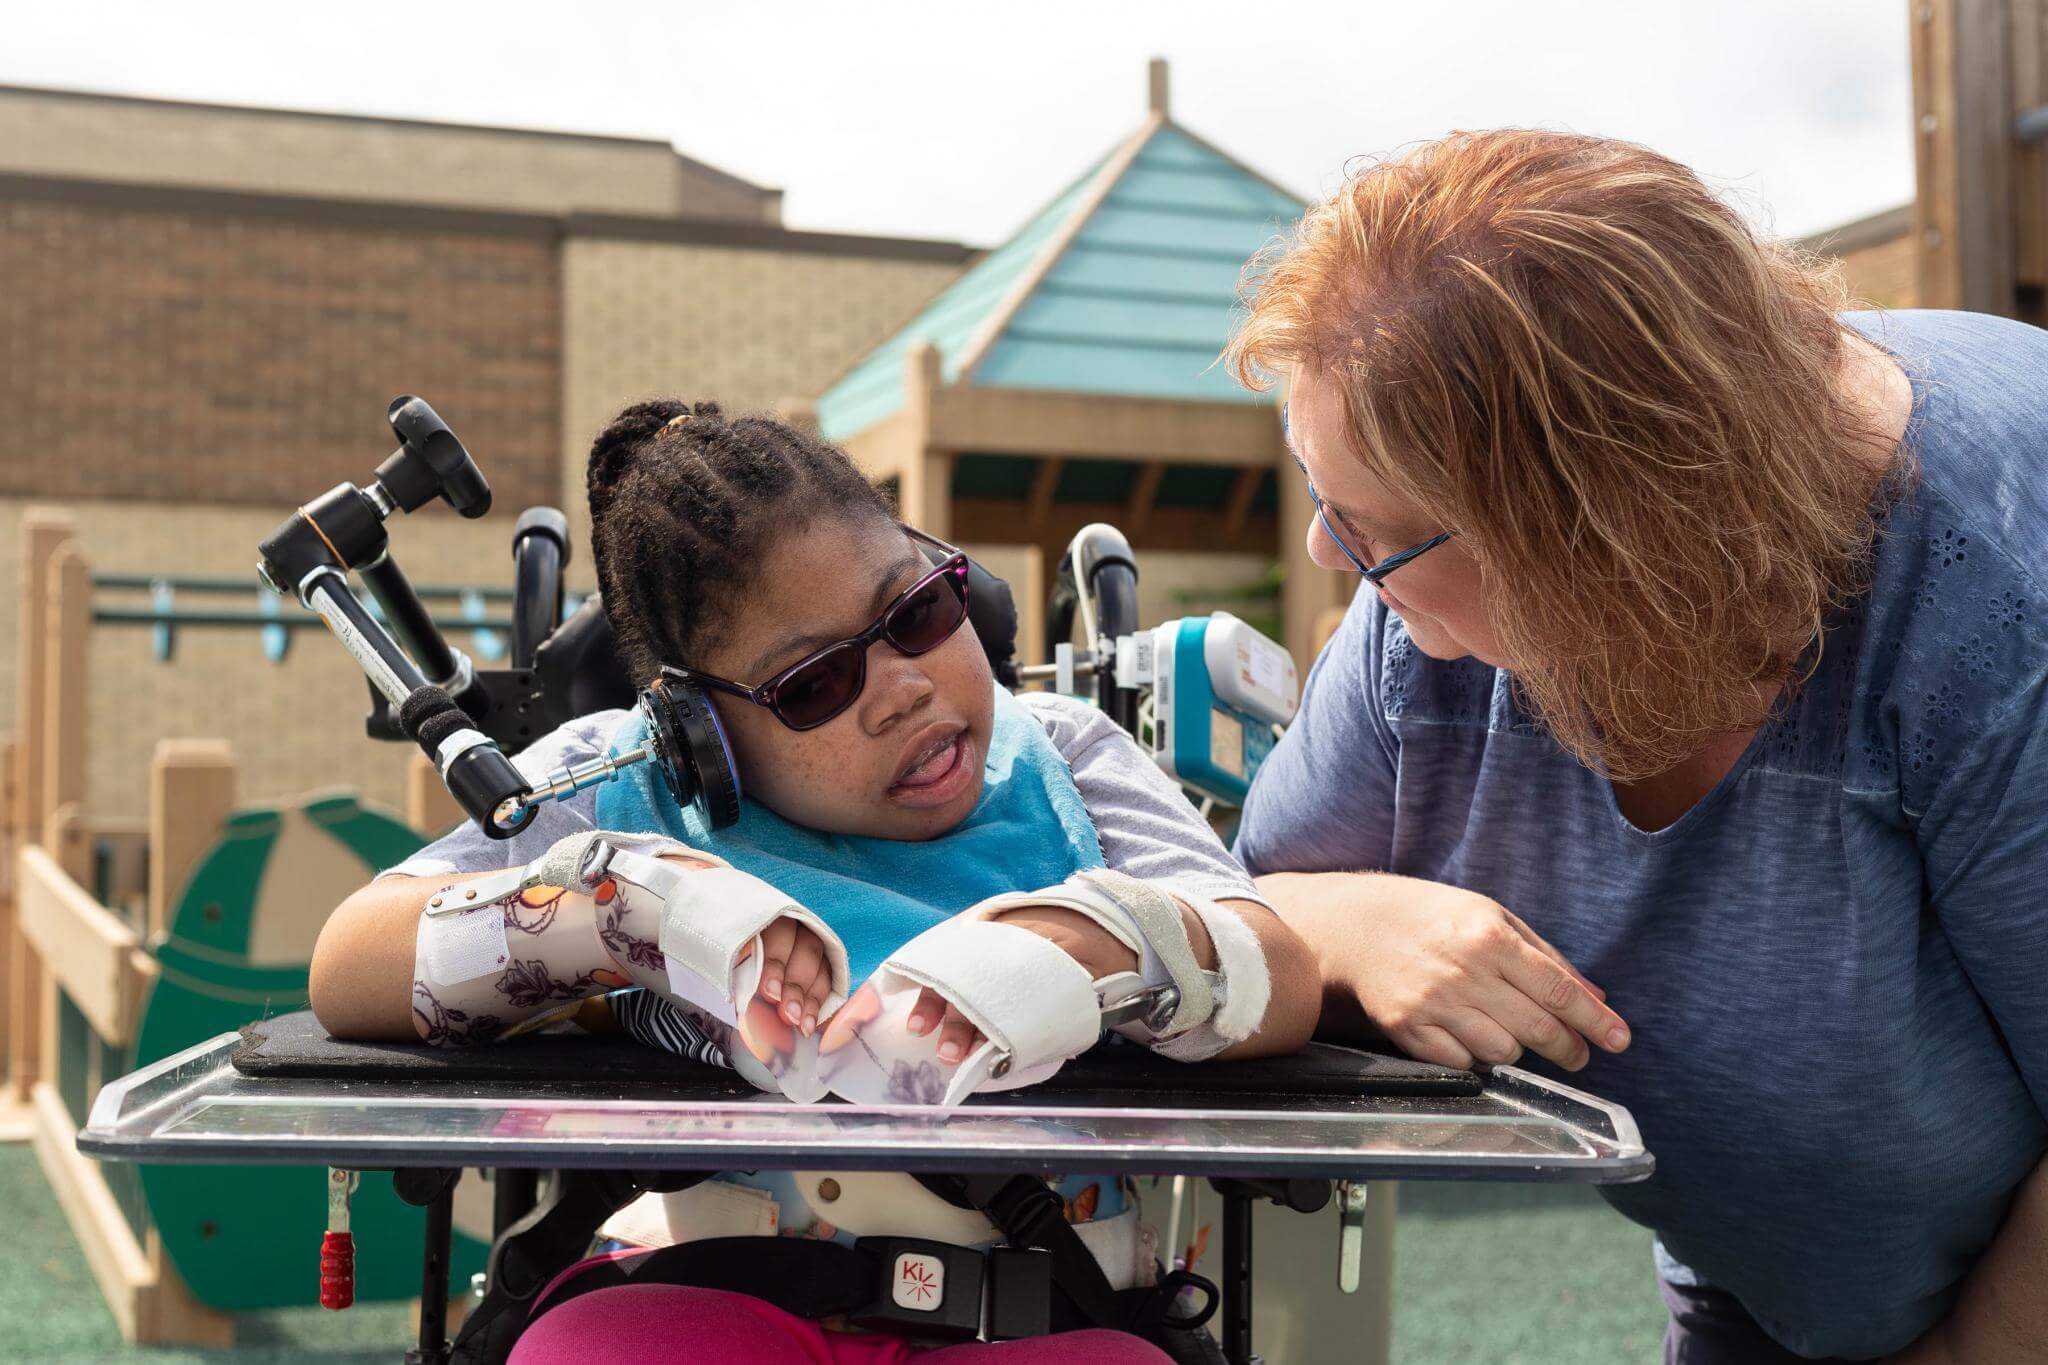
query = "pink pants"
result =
(508, 1284, 1173, 1365)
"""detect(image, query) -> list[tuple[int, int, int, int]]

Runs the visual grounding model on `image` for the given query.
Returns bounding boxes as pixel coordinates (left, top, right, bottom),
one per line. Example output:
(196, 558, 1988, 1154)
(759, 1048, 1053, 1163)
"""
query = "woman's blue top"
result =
(1236, 310, 2048, 1360)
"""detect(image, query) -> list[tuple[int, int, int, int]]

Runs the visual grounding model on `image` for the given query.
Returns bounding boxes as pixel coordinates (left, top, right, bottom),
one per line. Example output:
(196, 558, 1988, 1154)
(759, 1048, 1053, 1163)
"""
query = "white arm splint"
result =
(418, 830, 855, 1101)
(814, 868, 1271, 1108)
(579, 841, 854, 1104)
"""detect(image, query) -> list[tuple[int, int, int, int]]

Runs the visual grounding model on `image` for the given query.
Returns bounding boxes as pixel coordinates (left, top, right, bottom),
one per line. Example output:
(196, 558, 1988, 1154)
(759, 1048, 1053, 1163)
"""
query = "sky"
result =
(5, 1, 1913, 247)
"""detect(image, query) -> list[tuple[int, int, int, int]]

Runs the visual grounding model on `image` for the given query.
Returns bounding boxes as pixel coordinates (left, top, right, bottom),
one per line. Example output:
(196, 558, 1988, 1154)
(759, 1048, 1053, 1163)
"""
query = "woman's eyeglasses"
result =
(1284, 402, 1453, 584)
(677, 527, 972, 732)
(1304, 477, 1454, 585)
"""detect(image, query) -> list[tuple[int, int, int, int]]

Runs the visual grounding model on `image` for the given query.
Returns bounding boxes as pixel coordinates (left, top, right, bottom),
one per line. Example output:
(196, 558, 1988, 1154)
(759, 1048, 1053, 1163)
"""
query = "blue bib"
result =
(595, 685, 1104, 984)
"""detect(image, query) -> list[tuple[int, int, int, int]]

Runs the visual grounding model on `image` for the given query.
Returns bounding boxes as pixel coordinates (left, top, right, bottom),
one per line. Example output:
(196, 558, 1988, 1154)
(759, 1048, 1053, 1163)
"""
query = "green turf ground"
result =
(0, 1145, 1665, 1362)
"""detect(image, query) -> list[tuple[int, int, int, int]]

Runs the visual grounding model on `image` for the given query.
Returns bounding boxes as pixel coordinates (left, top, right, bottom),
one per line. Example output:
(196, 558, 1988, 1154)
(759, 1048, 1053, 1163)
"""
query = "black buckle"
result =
(978, 1175, 1067, 1247)
(985, 1247, 1054, 1340)
(851, 1237, 987, 1341)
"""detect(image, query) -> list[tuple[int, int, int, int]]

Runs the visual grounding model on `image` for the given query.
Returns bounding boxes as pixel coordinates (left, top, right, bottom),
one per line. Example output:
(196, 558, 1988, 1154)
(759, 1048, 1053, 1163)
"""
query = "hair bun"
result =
(587, 398, 687, 531)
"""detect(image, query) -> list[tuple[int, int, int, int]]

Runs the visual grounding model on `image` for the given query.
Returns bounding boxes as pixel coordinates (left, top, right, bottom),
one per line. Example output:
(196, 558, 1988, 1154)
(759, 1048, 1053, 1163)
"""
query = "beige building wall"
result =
(560, 237, 968, 582)
(0, 85, 778, 222)
(3, 498, 523, 831)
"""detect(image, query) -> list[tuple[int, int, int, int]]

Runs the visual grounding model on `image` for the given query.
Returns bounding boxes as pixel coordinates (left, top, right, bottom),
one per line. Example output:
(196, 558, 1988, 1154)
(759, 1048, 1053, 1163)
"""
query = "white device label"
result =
(1210, 709, 1246, 778)
(1242, 637, 1284, 696)
(892, 1251, 946, 1310)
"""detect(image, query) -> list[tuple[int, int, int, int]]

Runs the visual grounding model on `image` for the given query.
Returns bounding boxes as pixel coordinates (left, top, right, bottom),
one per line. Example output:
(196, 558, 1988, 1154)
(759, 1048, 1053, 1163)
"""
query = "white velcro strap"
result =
(880, 918, 1101, 1103)
(1075, 869, 1214, 1038)
(1147, 894, 1270, 1062)
(967, 871, 1222, 1042)
(524, 831, 716, 895)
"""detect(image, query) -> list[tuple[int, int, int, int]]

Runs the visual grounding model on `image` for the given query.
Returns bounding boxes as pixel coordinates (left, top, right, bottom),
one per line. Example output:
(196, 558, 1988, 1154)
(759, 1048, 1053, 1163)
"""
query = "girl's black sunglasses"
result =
(675, 527, 972, 732)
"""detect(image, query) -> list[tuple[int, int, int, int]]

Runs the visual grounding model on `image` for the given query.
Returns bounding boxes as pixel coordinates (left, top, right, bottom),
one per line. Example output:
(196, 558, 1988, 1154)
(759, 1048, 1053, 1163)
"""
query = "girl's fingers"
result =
(756, 919, 797, 1003)
(934, 1005, 983, 1065)
(777, 928, 826, 1033)
(800, 951, 835, 1034)
(907, 987, 948, 1036)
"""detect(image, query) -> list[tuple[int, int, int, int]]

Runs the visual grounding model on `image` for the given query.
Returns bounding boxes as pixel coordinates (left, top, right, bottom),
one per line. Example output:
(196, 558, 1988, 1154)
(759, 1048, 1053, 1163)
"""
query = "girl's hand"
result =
(906, 905, 1145, 1064)
(750, 917, 836, 1037)
(1260, 871, 1629, 1072)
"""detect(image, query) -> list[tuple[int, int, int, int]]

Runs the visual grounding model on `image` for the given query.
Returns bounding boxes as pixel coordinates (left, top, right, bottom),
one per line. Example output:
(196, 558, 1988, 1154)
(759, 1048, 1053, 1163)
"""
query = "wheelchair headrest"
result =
(530, 541, 1022, 742)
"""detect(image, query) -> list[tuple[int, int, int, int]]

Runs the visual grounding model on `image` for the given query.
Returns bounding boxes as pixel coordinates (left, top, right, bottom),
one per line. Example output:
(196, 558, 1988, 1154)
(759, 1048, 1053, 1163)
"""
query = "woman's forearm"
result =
(1889, 1154, 2048, 1364)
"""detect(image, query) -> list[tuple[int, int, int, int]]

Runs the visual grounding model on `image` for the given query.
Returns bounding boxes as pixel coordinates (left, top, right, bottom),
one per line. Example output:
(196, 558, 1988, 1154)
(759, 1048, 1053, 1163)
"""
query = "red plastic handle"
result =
(319, 1231, 355, 1310)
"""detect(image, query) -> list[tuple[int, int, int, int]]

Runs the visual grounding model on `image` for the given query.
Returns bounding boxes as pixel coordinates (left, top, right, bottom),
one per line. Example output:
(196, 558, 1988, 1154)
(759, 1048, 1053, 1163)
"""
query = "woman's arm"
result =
(1887, 1153, 2048, 1364)
(1255, 870, 1628, 1072)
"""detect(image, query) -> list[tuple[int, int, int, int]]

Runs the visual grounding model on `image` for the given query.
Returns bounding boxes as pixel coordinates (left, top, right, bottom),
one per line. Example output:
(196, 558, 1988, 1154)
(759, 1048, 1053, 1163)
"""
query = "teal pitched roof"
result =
(817, 118, 1303, 442)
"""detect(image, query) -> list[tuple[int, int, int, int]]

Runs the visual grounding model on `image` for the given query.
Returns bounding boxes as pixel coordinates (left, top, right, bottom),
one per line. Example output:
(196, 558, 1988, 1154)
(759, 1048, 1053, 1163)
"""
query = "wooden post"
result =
(9, 512, 74, 1102)
(13, 510, 73, 850)
(1911, 0, 2018, 313)
(1148, 57, 1171, 119)
(1276, 404, 1352, 671)
(405, 750, 465, 837)
(899, 344, 954, 540)
(43, 543, 90, 853)
(148, 740, 237, 939)
(2012, 0, 2048, 320)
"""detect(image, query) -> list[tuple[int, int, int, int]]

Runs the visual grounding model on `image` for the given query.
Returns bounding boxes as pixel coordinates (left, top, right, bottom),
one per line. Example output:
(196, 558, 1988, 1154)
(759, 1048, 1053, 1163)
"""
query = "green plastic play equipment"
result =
(133, 792, 486, 1310)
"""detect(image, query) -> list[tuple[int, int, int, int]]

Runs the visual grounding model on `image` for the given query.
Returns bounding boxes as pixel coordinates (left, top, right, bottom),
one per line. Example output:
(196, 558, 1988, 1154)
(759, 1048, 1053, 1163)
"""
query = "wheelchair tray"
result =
(80, 1020, 1652, 1184)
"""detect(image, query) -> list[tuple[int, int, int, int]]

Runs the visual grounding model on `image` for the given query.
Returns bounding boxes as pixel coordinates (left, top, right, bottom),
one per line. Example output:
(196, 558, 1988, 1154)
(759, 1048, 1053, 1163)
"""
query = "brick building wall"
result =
(0, 183, 563, 510)
(559, 231, 971, 579)
(0, 88, 974, 830)
(0, 85, 778, 222)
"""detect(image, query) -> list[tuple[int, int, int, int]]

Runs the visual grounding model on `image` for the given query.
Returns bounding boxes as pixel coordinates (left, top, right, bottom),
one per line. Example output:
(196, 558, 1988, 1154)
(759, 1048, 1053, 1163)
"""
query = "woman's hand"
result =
(1256, 871, 1630, 1071)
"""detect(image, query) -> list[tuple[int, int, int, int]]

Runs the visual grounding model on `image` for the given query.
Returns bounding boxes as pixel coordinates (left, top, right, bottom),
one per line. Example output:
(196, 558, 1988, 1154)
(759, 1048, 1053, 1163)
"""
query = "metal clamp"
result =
(1336, 1180, 1370, 1294)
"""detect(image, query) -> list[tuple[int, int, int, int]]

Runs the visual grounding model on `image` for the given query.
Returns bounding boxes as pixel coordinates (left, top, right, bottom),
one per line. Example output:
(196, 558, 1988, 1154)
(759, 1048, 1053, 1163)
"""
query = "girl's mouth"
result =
(887, 727, 975, 809)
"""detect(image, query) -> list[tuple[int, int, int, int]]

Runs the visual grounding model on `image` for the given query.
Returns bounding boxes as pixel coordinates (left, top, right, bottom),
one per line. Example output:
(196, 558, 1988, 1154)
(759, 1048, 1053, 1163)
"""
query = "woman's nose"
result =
(1306, 521, 1354, 574)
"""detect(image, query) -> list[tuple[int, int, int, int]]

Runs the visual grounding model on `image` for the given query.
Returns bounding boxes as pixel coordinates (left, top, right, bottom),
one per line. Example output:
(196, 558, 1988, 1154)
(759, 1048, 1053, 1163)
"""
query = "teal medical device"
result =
(1138, 612, 1300, 807)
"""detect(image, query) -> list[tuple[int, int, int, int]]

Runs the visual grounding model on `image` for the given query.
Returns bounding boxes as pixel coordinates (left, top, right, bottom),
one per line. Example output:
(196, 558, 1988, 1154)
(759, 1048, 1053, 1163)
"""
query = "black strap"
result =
(926, 1174, 1130, 1331)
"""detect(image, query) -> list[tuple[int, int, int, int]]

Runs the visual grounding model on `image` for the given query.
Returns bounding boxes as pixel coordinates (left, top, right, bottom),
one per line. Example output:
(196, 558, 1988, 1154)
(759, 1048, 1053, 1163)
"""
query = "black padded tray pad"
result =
(234, 1009, 1480, 1103)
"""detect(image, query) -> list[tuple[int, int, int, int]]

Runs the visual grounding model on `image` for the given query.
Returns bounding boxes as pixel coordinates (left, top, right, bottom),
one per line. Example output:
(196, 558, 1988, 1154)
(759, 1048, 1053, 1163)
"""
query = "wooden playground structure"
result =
(1, 507, 466, 1345)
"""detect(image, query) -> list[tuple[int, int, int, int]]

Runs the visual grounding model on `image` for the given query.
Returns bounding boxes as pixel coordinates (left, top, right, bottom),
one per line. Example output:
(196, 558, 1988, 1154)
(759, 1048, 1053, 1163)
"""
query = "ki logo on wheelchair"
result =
(891, 1251, 947, 1310)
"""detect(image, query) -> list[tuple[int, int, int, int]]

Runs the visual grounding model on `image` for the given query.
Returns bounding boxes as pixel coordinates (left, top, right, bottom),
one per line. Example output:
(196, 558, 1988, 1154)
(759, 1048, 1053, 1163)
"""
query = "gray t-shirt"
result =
(386, 691, 1263, 911)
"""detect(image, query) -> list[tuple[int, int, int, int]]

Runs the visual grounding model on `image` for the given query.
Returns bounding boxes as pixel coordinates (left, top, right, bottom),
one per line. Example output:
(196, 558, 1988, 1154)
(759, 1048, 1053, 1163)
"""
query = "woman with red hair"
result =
(1230, 130, 2048, 1363)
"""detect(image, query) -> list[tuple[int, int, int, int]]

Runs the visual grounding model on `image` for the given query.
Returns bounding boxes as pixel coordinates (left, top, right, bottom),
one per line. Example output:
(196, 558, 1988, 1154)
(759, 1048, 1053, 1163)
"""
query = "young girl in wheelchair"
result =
(311, 400, 1320, 1364)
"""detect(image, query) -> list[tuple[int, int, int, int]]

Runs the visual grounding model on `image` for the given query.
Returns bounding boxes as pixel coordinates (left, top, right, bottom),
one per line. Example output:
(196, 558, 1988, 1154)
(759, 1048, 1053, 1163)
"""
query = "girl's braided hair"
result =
(586, 399, 894, 681)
